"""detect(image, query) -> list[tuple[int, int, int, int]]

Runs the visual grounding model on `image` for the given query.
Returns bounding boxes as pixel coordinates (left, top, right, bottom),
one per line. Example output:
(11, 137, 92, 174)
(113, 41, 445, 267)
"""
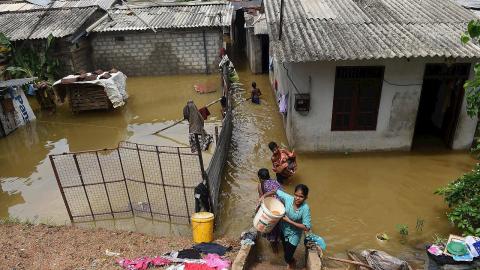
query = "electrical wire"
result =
(282, 63, 302, 94)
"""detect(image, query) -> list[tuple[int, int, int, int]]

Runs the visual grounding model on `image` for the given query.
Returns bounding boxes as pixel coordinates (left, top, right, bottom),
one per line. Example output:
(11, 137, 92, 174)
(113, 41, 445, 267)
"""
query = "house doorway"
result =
(413, 63, 470, 149)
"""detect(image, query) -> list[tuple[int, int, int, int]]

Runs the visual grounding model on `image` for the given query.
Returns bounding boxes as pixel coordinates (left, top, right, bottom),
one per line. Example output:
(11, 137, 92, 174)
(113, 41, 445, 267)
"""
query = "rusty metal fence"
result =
(50, 141, 204, 224)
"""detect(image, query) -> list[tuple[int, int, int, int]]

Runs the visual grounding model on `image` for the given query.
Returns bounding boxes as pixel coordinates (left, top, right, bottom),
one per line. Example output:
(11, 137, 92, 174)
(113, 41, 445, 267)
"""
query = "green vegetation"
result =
(396, 224, 409, 243)
(415, 217, 425, 232)
(461, 20, 480, 118)
(0, 216, 34, 226)
(0, 33, 60, 82)
(432, 233, 448, 246)
(435, 164, 480, 236)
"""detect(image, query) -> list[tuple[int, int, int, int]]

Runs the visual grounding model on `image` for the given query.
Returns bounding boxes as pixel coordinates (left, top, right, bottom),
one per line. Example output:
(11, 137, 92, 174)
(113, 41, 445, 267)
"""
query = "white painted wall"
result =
(453, 64, 479, 150)
(272, 57, 478, 152)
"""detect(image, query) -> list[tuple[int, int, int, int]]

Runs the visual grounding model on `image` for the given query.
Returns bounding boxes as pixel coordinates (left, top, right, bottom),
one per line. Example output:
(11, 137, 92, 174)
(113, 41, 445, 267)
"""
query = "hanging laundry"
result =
(177, 248, 202, 259)
(198, 107, 210, 120)
(194, 182, 211, 212)
(204, 253, 230, 269)
(193, 243, 230, 256)
(279, 93, 288, 114)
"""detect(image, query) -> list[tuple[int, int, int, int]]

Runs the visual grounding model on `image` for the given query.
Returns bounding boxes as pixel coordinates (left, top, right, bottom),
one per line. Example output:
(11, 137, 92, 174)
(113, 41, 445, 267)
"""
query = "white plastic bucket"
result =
(253, 197, 285, 233)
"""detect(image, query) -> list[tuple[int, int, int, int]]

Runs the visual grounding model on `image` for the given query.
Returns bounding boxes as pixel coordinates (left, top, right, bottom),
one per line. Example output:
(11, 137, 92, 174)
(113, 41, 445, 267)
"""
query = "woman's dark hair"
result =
(252, 81, 257, 88)
(268, 141, 278, 152)
(295, 184, 309, 197)
(257, 168, 270, 180)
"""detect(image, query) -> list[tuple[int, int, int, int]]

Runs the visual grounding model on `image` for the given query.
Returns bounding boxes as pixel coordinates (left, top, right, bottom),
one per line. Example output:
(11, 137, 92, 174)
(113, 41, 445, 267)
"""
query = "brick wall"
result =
(91, 29, 223, 76)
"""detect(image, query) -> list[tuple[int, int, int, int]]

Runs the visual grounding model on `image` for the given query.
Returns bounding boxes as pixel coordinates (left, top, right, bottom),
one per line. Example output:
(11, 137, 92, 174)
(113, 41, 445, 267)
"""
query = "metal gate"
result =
(50, 141, 205, 224)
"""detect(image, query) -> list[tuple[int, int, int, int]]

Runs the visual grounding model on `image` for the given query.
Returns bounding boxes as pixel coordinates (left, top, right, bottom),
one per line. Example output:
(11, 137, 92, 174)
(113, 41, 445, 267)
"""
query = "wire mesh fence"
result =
(50, 141, 204, 224)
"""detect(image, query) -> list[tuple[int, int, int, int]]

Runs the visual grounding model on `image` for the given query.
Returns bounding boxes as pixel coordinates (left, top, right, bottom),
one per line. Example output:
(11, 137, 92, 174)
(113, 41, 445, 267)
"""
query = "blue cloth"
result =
(453, 253, 473, 262)
(27, 84, 37, 96)
(252, 96, 260, 104)
(276, 189, 311, 246)
(304, 233, 326, 250)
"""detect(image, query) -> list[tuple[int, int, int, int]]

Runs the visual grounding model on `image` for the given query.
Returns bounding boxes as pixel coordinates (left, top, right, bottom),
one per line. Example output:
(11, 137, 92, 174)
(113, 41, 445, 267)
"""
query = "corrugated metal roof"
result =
(0, 7, 98, 40)
(265, 0, 480, 62)
(0, 0, 115, 12)
(253, 14, 268, 35)
(245, 12, 268, 35)
(0, 77, 36, 88)
(92, 2, 233, 32)
(455, 0, 480, 9)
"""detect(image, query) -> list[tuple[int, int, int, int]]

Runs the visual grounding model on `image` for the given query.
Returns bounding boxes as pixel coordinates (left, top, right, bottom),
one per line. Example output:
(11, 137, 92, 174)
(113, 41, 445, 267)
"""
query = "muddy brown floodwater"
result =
(0, 59, 477, 267)
(0, 74, 223, 235)
(217, 59, 478, 267)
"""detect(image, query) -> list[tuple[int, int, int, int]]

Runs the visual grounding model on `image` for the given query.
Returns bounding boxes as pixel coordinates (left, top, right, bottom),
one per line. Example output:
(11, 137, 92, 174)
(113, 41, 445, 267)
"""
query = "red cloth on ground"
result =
(184, 263, 215, 270)
(198, 107, 210, 120)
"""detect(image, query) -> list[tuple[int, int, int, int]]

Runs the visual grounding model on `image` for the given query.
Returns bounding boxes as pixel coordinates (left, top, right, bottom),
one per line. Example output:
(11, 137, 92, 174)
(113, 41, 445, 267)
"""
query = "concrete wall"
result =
(91, 29, 223, 76)
(54, 39, 93, 76)
(245, 27, 262, 74)
(272, 57, 478, 152)
(452, 64, 479, 149)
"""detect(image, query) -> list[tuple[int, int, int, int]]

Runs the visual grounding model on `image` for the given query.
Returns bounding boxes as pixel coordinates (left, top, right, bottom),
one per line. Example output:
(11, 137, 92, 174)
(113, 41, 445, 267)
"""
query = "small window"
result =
(115, 36, 125, 42)
(331, 66, 384, 131)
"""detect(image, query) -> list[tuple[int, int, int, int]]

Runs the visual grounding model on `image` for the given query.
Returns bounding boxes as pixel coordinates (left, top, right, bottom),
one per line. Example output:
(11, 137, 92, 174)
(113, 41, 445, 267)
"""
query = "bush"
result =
(435, 164, 480, 236)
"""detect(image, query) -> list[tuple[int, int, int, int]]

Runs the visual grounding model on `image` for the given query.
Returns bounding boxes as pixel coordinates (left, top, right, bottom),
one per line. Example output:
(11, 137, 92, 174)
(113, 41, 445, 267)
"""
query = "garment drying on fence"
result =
(194, 182, 211, 212)
(198, 107, 210, 120)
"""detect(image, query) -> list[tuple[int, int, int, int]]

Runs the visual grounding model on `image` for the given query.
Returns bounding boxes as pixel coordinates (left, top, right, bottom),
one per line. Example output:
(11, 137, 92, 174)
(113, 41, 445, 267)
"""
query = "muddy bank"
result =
(0, 222, 239, 270)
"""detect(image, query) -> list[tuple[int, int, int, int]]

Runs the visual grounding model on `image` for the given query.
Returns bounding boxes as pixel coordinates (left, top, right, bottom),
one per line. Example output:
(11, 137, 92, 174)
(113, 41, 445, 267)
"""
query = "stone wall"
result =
(91, 29, 223, 76)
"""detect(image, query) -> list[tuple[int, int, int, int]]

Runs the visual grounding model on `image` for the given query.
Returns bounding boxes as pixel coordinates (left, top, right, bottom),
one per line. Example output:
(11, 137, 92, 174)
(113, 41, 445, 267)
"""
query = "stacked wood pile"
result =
(68, 84, 111, 113)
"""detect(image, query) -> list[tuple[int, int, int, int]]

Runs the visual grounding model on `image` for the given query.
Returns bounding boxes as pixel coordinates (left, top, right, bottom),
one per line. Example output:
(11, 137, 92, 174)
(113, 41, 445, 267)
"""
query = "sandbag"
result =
(361, 249, 410, 270)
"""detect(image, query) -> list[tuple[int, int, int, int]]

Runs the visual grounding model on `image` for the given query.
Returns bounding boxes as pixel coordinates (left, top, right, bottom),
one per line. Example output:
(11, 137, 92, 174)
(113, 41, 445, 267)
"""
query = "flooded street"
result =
(0, 74, 223, 232)
(217, 59, 478, 265)
(0, 57, 478, 266)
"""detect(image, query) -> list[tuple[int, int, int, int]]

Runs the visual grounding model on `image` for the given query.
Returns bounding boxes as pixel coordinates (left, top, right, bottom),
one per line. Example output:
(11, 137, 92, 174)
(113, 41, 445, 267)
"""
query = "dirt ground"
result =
(0, 223, 239, 270)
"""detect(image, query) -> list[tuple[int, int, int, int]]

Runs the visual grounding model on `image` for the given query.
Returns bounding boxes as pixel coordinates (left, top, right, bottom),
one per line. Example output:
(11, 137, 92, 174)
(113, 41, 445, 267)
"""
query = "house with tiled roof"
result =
(265, 0, 480, 151)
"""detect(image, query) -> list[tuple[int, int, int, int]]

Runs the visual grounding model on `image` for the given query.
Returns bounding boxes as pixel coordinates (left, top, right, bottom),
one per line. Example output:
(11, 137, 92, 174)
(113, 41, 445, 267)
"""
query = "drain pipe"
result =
(279, 0, 284, 40)
(203, 30, 210, 74)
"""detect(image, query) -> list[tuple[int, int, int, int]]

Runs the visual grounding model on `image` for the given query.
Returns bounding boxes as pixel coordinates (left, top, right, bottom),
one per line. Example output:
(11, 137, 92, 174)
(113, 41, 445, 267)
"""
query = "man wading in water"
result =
(269, 141, 297, 183)
(183, 101, 213, 153)
(251, 81, 262, 104)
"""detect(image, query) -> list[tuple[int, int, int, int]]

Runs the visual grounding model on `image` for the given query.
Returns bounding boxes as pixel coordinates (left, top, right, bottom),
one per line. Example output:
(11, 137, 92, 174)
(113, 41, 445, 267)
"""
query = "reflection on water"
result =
(0, 74, 222, 234)
(217, 58, 477, 265)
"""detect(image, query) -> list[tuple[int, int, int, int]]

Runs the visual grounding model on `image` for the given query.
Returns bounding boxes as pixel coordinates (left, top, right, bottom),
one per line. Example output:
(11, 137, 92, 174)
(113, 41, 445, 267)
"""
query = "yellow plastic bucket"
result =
(191, 212, 214, 243)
